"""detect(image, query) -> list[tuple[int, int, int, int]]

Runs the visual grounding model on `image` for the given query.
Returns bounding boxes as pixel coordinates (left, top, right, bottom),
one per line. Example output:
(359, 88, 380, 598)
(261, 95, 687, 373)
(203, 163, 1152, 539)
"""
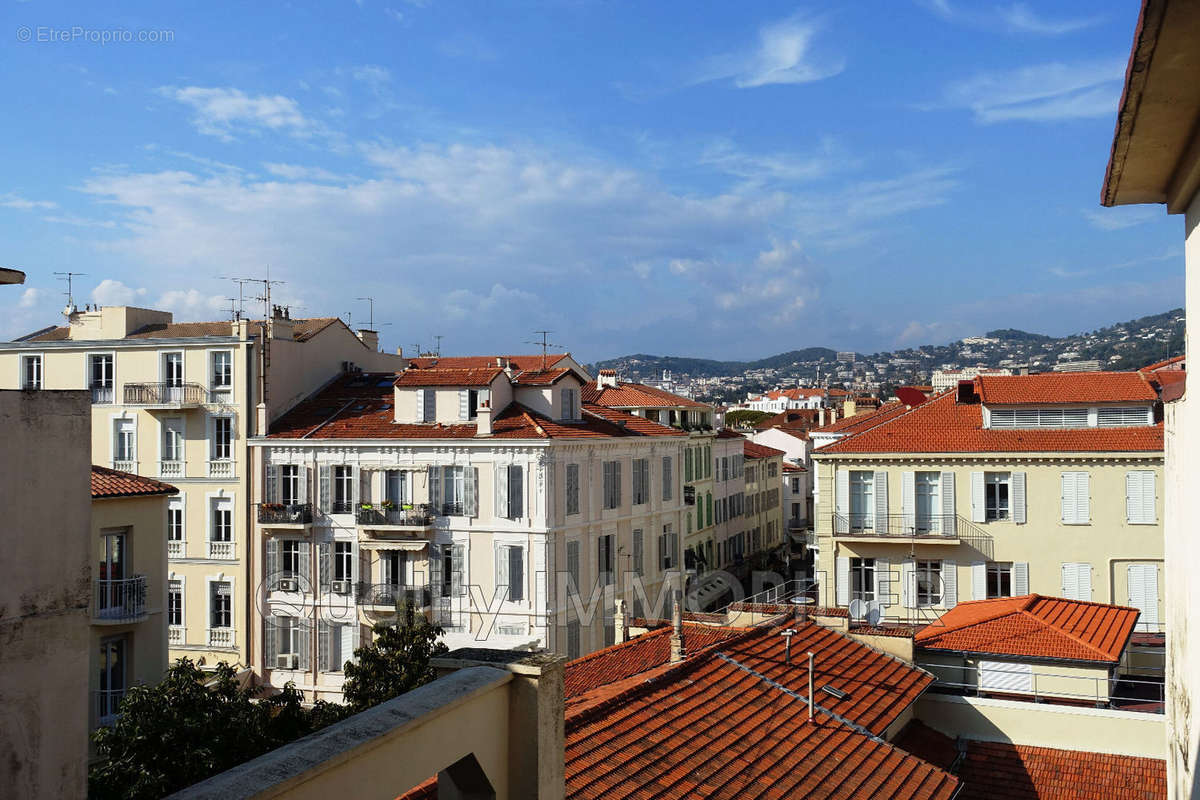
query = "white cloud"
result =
(18, 288, 42, 308)
(934, 58, 1125, 123)
(444, 284, 538, 321)
(699, 137, 850, 185)
(91, 279, 147, 306)
(157, 288, 227, 316)
(42, 214, 116, 228)
(715, 240, 821, 324)
(263, 163, 346, 182)
(0, 192, 57, 210)
(351, 65, 392, 95)
(158, 86, 311, 141)
(384, 8, 405, 23)
(698, 12, 844, 89)
(998, 4, 1105, 35)
(1082, 206, 1160, 231)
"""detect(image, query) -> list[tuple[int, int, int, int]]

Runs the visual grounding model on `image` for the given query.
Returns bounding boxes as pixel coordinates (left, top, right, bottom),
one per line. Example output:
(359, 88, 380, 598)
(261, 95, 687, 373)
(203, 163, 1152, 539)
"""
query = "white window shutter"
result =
(942, 472, 956, 536)
(1012, 472, 1026, 524)
(318, 465, 331, 512)
(1061, 562, 1077, 599)
(1125, 471, 1138, 523)
(876, 558, 890, 607)
(970, 471, 985, 523)
(1078, 472, 1091, 523)
(901, 471, 916, 530)
(266, 464, 279, 503)
(495, 544, 508, 596)
(495, 465, 509, 519)
(466, 467, 479, 518)
(901, 559, 915, 608)
(874, 472, 889, 534)
(1128, 563, 1159, 630)
(1145, 472, 1157, 523)
(942, 560, 957, 609)
(971, 562, 986, 600)
(1061, 473, 1077, 523)
(1013, 562, 1029, 595)
(429, 467, 441, 511)
(1077, 563, 1092, 600)
(836, 557, 849, 606)
(416, 389, 427, 421)
(835, 470, 849, 532)
(299, 466, 309, 503)
(459, 389, 469, 420)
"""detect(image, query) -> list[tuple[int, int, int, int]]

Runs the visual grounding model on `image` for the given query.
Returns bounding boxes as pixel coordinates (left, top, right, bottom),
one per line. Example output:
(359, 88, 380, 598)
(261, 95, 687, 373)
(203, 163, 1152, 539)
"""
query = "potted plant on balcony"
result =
(381, 500, 395, 510)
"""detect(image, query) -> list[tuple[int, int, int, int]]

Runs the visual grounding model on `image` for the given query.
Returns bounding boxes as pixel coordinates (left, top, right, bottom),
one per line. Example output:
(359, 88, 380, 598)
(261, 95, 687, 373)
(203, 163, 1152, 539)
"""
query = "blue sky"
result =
(0, 0, 1182, 361)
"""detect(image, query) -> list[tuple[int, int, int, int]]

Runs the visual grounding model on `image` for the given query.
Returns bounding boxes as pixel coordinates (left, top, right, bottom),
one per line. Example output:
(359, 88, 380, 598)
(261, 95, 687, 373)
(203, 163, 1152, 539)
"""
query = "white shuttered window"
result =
(1060, 472, 1090, 524)
(1125, 471, 1156, 524)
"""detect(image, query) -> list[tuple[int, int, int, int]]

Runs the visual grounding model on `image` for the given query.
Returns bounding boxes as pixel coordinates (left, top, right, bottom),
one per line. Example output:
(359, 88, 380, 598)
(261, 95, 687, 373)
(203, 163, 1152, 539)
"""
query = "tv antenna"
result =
(526, 330, 565, 371)
(433, 335, 443, 356)
(53, 271, 88, 312)
(356, 297, 375, 330)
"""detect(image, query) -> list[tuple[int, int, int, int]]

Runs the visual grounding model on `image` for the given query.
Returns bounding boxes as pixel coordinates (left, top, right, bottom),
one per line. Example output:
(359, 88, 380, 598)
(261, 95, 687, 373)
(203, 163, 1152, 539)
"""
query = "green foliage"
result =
(724, 409, 772, 427)
(342, 609, 449, 712)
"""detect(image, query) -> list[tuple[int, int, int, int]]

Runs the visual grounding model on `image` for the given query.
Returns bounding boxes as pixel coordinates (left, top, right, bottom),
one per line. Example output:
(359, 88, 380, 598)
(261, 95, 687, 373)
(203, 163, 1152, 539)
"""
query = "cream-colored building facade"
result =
(0, 305, 403, 669)
(740, 441, 786, 566)
(251, 361, 688, 701)
(811, 376, 1165, 628)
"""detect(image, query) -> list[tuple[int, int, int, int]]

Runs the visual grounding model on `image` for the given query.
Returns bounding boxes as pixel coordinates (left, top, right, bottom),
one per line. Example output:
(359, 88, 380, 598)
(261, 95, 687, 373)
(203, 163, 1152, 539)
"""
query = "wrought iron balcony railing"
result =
(258, 502, 314, 525)
(94, 575, 147, 622)
(831, 513, 993, 558)
(356, 582, 432, 609)
(356, 504, 434, 527)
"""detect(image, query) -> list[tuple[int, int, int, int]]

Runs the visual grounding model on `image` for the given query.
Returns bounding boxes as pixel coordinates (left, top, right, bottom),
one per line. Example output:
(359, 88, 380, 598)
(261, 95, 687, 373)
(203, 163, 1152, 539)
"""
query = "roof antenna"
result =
(433, 334, 443, 357)
(356, 297, 375, 330)
(54, 271, 88, 315)
(526, 330, 565, 371)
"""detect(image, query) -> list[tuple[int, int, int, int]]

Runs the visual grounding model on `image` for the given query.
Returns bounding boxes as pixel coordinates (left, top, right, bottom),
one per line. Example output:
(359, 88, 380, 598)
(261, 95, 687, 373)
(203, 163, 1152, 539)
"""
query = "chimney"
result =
(614, 598, 628, 644)
(269, 306, 294, 341)
(957, 380, 977, 404)
(475, 400, 493, 437)
(356, 329, 379, 352)
(830, 408, 837, 424)
(669, 593, 685, 663)
(818, 407, 826, 427)
(597, 369, 619, 390)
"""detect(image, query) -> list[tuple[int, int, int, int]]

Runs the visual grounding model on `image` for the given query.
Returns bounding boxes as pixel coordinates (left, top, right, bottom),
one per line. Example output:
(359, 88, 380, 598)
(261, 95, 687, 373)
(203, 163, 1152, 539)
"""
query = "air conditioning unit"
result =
(331, 580, 352, 595)
(275, 653, 298, 670)
(277, 578, 299, 592)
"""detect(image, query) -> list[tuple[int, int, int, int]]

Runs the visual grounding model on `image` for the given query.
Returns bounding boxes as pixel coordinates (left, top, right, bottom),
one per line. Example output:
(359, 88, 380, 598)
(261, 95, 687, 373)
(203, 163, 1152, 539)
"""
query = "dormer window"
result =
(986, 405, 1153, 429)
(460, 389, 479, 420)
(560, 388, 579, 421)
(415, 389, 436, 422)
(1097, 406, 1153, 426)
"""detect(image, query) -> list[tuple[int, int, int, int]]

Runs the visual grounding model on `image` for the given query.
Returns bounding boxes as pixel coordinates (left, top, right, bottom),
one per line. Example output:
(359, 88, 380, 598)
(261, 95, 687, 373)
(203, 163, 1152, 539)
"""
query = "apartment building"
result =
(0, 304, 403, 668)
(250, 359, 688, 699)
(89, 466, 177, 736)
(930, 367, 1013, 391)
(811, 372, 1165, 628)
(741, 440, 785, 565)
(708, 429, 746, 570)
(582, 371, 716, 582)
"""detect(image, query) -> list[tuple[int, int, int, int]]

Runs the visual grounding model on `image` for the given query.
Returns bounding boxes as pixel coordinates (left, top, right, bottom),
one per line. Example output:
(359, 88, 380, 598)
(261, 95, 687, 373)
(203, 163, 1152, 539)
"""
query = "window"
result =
(281, 465, 299, 505)
(1098, 406, 1152, 427)
(985, 472, 1010, 521)
(334, 542, 353, 581)
(768, 462, 778, 478)
(210, 499, 233, 542)
(211, 351, 232, 395)
(89, 354, 114, 403)
(21, 354, 42, 389)
(662, 456, 673, 501)
(333, 465, 353, 513)
(113, 419, 135, 464)
(632, 458, 649, 505)
(1061, 471, 1090, 524)
(659, 524, 677, 570)
(276, 616, 299, 656)
(602, 460, 621, 509)
(987, 563, 1013, 599)
(168, 581, 183, 627)
(989, 408, 1088, 429)
(566, 540, 580, 595)
(915, 561, 942, 607)
(212, 417, 233, 461)
(461, 389, 479, 420)
(850, 557, 875, 603)
(385, 469, 411, 506)
(163, 352, 183, 385)
(417, 389, 436, 422)
(97, 638, 126, 721)
(380, 550, 404, 587)
(162, 419, 184, 463)
(684, 449, 693, 482)
(706, 493, 713, 527)
(849, 471, 874, 530)
(565, 464, 580, 516)
(281, 540, 301, 576)
(167, 498, 184, 543)
(210, 581, 232, 628)
(1126, 470, 1156, 524)
(495, 464, 520, 519)
(560, 388, 578, 420)
(497, 545, 524, 602)
(598, 534, 614, 586)
(915, 471, 941, 531)
(632, 529, 644, 576)
(566, 620, 581, 659)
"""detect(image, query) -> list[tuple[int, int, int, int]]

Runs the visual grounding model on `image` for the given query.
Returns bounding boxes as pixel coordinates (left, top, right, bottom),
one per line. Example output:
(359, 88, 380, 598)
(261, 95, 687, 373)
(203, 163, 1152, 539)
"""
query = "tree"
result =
(725, 409, 772, 427)
(342, 607, 449, 712)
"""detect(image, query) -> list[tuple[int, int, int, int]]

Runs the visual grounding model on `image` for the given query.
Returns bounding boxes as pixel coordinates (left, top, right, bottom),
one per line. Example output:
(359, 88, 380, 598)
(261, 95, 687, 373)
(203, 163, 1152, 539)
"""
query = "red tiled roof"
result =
(915, 594, 1140, 663)
(582, 380, 711, 409)
(715, 428, 746, 439)
(91, 466, 179, 499)
(813, 401, 909, 435)
(782, 462, 806, 472)
(892, 721, 958, 771)
(819, 390, 1163, 454)
(407, 354, 571, 371)
(267, 373, 684, 441)
(1140, 354, 1184, 372)
(976, 371, 1158, 404)
(743, 440, 785, 459)
(754, 408, 822, 431)
(22, 317, 344, 344)
(393, 367, 503, 387)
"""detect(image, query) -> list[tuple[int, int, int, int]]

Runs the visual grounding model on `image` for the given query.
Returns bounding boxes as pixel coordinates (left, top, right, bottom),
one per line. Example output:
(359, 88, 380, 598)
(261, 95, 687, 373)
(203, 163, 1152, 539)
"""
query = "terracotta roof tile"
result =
(91, 465, 179, 499)
(957, 741, 1165, 800)
(915, 594, 1140, 663)
(743, 440, 785, 459)
(392, 367, 503, 387)
(819, 390, 1163, 455)
(582, 380, 711, 409)
(976, 371, 1158, 404)
(22, 317, 344, 343)
(407, 354, 571, 371)
(892, 720, 959, 771)
(813, 401, 909, 435)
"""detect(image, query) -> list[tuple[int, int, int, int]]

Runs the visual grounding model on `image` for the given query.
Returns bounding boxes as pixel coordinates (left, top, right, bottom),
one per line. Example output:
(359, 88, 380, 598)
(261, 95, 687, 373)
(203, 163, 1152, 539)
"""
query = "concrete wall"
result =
(916, 692, 1165, 758)
(0, 390, 92, 798)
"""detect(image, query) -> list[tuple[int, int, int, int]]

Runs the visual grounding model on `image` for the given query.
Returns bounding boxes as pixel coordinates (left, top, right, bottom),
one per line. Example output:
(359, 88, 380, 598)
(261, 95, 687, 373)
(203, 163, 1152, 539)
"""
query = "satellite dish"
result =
(848, 598, 867, 622)
(896, 386, 928, 407)
(865, 601, 885, 626)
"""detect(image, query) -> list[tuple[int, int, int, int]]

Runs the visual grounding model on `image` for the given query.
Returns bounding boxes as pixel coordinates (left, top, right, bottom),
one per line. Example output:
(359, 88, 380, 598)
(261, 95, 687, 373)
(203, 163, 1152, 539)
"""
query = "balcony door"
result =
(915, 472, 941, 533)
(98, 532, 127, 615)
(98, 638, 126, 723)
(849, 471, 874, 531)
(163, 352, 184, 402)
(381, 551, 406, 589)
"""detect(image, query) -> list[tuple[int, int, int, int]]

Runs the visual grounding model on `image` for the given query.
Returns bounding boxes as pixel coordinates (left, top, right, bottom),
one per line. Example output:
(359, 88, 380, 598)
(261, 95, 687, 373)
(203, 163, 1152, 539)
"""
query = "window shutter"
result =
(941, 472, 956, 535)
(298, 622, 311, 671)
(299, 541, 311, 583)
(1013, 562, 1029, 595)
(299, 466, 309, 503)
(429, 545, 443, 597)
(1061, 562, 1076, 599)
(1077, 472, 1090, 523)
(1077, 563, 1092, 600)
(942, 560, 957, 609)
(874, 471, 888, 534)
(495, 544, 508, 598)
(1062, 562, 1090, 600)
(318, 620, 331, 673)
(970, 471, 985, 523)
(342, 624, 357, 667)
(614, 461, 622, 507)
(971, 562, 986, 600)
(835, 470, 849, 532)
(266, 465, 279, 504)
(663, 456, 672, 501)
(876, 558, 890, 607)
(264, 619, 278, 663)
(901, 471, 916, 530)
(266, 539, 280, 583)
(319, 465, 331, 513)
(901, 559, 915, 608)
(1143, 472, 1157, 523)
(459, 389, 469, 420)
(1128, 564, 1159, 630)
(632, 529, 644, 576)
(428, 466, 441, 513)
(1012, 472, 1026, 524)
(319, 542, 330, 591)
(509, 547, 524, 602)
(452, 545, 465, 596)
(495, 465, 509, 519)
(1126, 471, 1140, 523)
(509, 465, 524, 518)
(566, 541, 580, 593)
(465, 467, 478, 517)
(835, 557, 849, 606)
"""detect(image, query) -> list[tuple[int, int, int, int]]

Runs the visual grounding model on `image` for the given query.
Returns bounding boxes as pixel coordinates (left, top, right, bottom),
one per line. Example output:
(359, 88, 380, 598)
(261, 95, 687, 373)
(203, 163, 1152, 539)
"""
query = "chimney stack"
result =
(614, 598, 628, 644)
(475, 400, 493, 437)
(356, 328, 380, 352)
(957, 380, 977, 404)
(818, 407, 826, 427)
(669, 592, 685, 663)
(597, 369, 619, 390)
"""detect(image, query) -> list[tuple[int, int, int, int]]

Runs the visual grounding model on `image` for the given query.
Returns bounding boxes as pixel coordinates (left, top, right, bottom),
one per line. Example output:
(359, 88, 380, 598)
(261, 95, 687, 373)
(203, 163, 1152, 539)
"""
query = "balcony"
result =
(159, 459, 185, 479)
(207, 540, 236, 560)
(356, 503, 435, 533)
(93, 576, 148, 623)
(168, 626, 185, 646)
(357, 582, 432, 611)
(207, 627, 236, 648)
(258, 502, 314, 527)
(207, 459, 235, 479)
(111, 459, 137, 473)
(94, 688, 125, 728)
(123, 381, 208, 409)
(90, 385, 114, 404)
(167, 539, 185, 558)
(831, 514, 993, 557)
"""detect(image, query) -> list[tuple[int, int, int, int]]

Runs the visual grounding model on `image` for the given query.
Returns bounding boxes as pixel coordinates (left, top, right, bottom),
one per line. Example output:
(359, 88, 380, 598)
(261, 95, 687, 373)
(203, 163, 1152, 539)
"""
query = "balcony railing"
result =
(111, 459, 137, 473)
(159, 459, 185, 479)
(356, 504, 434, 528)
(207, 627, 235, 648)
(123, 381, 209, 406)
(94, 576, 147, 622)
(94, 688, 126, 727)
(90, 385, 114, 404)
(330, 501, 354, 515)
(207, 540, 235, 560)
(168, 539, 185, 558)
(258, 502, 313, 525)
(832, 513, 994, 558)
(168, 626, 185, 646)
(207, 459, 235, 479)
(357, 582, 432, 610)
(439, 501, 464, 516)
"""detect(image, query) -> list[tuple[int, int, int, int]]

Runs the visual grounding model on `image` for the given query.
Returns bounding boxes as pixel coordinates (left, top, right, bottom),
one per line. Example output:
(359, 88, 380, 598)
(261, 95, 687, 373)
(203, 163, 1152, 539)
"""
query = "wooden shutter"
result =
(1012, 472, 1026, 524)
(318, 465, 331, 513)
(662, 456, 672, 501)
(266, 539, 280, 584)
(1127, 563, 1159, 630)
(429, 466, 441, 513)
(298, 622, 311, 671)
(1013, 562, 1029, 595)
(942, 560, 957, 609)
(875, 558, 890, 607)
(1126, 471, 1140, 523)
(459, 389, 469, 420)
(508, 465, 523, 519)
(971, 562, 986, 600)
(835, 470, 849, 532)
(1061, 473, 1075, 523)
(318, 542, 330, 591)
(970, 471, 985, 523)
(1062, 472, 1088, 523)
(264, 618, 278, 663)
(901, 471, 915, 530)
(452, 545, 466, 596)
(874, 471, 888, 534)
(632, 529, 644, 575)
(1077, 562, 1092, 600)
(901, 559, 915, 608)
(318, 620, 331, 673)
(1126, 471, 1155, 524)
(495, 544, 508, 598)
(266, 464, 279, 503)
(942, 472, 956, 536)
(299, 540, 311, 584)
(614, 461, 622, 507)
(495, 465, 509, 519)
(836, 557, 849, 606)
(509, 547, 525, 602)
(566, 541, 580, 593)
(299, 466, 309, 503)
(429, 545, 443, 597)
(465, 467, 478, 517)
(1077, 472, 1090, 523)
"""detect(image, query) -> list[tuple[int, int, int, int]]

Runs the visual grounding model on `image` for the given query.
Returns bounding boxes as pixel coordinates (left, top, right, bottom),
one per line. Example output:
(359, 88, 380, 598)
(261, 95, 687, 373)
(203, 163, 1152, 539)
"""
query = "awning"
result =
(360, 540, 428, 551)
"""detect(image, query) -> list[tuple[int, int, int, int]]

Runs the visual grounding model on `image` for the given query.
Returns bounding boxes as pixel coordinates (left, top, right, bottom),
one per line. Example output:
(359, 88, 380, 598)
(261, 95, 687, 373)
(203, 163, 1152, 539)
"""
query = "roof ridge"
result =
(1014, 605, 1112, 660)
